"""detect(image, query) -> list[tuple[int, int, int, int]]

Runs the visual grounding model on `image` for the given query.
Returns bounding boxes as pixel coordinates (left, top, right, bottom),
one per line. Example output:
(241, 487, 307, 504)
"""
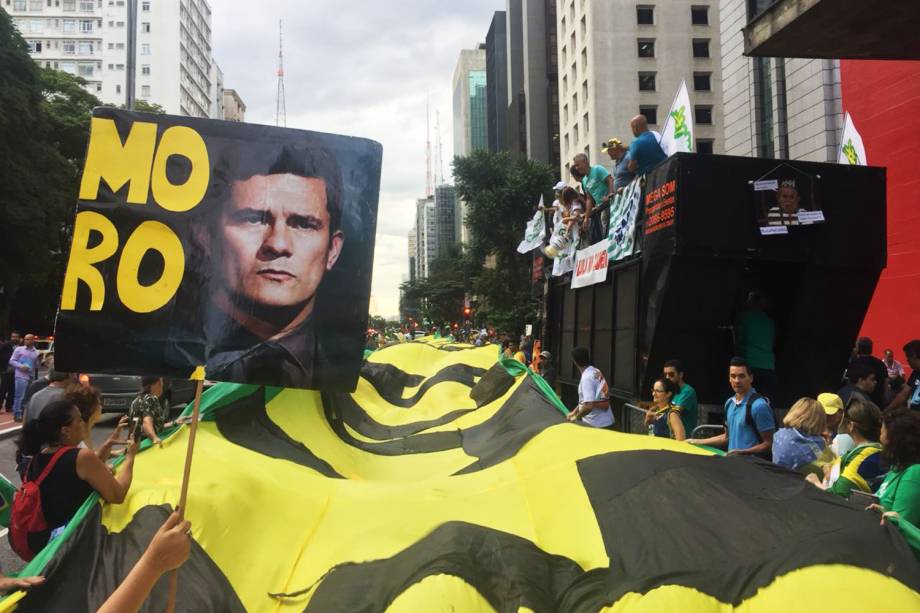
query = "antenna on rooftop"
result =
(425, 92, 433, 198)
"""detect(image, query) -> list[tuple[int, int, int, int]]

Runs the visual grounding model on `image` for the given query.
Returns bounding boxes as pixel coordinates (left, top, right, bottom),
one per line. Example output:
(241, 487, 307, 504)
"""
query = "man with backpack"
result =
(688, 357, 776, 458)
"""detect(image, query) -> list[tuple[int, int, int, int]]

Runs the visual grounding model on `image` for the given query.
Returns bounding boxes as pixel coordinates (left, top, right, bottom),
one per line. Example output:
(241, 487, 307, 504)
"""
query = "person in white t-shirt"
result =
(567, 346, 614, 429)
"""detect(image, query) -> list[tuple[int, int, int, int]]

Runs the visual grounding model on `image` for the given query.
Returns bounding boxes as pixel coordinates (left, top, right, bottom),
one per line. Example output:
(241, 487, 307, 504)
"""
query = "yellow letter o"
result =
(150, 126, 209, 212)
(116, 221, 185, 313)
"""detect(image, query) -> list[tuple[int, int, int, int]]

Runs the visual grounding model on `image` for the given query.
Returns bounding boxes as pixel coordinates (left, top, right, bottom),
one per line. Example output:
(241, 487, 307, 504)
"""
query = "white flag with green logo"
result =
(838, 112, 868, 166)
(517, 196, 546, 254)
(658, 80, 694, 156)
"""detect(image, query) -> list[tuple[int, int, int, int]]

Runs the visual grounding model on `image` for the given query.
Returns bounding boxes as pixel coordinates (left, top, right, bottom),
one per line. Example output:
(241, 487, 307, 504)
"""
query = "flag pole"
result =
(165, 368, 206, 613)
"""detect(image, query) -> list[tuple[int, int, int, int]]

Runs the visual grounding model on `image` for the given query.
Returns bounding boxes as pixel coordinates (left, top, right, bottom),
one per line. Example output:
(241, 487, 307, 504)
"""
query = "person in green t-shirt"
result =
(663, 359, 698, 433)
(734, 291, 777, 402)
(872, 409, 920, 528)
(572, 153, 614, 242)
(806, 396, 884, 497)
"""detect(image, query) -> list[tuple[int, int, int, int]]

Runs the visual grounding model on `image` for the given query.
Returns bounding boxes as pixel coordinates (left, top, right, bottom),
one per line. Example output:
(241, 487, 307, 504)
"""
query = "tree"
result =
(0, 11, 99, 332)
(453, 149, 555, 333)
(399, 247, 467, 326)
(102, 99, 167, 114)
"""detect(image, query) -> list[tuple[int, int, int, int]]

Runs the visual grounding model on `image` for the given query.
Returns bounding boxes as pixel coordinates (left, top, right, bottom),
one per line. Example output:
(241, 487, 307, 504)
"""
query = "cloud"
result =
(213, 1, 500, 318)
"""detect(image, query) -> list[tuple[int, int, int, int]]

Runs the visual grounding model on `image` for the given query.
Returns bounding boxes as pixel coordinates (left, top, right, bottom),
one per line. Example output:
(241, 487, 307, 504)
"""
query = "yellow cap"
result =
(817, 392, 843, 415)
(601, 137, 622, 152)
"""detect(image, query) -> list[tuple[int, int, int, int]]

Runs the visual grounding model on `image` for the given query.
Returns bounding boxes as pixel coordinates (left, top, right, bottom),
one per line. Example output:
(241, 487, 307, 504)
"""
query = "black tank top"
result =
(26, 448, 93, 553)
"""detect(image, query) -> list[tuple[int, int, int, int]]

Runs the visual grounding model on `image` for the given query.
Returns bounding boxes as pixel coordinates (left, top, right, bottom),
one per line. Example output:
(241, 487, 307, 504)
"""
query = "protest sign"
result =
(54, 108, 381, 391)
(571, 239, 610, 289)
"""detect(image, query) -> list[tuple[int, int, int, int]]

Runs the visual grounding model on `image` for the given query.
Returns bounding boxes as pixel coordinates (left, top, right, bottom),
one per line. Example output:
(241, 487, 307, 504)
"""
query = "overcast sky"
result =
(213, 1, 501, 319)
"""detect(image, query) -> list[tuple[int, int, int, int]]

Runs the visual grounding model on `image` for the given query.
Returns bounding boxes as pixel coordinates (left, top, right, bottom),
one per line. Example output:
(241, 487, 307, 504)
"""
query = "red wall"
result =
(840, 60, 920, 359)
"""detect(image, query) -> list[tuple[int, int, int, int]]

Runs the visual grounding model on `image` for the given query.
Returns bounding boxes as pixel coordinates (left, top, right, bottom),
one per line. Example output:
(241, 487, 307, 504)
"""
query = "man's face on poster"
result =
(219, 173, 344, 310)
(776, 186, 800, 213)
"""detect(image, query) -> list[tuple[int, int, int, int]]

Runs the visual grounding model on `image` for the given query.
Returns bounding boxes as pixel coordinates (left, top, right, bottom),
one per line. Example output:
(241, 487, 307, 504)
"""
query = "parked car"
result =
(34, 338, 54, 366)
(81, 374, 200, 414)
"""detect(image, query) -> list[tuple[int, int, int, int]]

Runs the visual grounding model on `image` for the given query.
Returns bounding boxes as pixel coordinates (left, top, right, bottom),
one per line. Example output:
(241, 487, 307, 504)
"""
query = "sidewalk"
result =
(0, 411, 20, 440)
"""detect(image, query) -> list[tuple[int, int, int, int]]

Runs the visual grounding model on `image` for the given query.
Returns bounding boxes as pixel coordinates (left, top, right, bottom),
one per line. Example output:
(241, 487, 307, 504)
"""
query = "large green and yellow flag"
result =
(3, 340, 919, 611)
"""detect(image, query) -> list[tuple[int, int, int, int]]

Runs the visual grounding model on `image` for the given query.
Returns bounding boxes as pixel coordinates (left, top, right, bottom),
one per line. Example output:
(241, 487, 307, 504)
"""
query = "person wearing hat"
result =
(538, 350, 556, 390)
(602, 137, 635, 193)
(818, 392, 844, 446)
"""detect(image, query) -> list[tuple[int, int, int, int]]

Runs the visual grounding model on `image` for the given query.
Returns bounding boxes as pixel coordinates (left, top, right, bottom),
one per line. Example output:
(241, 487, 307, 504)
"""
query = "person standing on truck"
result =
(687, 357, 775, 457)
(566, 347, 614, 429)
(735, 291, 777, 403)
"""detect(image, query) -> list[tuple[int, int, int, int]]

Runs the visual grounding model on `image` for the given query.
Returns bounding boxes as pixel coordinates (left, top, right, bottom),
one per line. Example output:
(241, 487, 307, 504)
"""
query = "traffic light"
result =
(463, 306, 472, 318)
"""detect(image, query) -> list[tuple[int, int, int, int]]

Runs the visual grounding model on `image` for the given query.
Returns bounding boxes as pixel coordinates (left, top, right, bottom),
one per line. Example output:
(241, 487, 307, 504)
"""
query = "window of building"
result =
(141, 85, 150, 97)
(116, 84, 121, 94)
(141, 21, 150, 33)
(583, 112, 589, 133)
(77, 40, 92, 54)
(63, 18, 76, 32)
(572, 92, 578, 112)
(107, 42, 113, 49)
(637, 5, 654, 25)
(29, 0, 42, 10)
(141, 43, 150, 54)
(637, 38, 655, 58)
(115, 20, 124, 26)
(563, 103, 568, 125)
(582, 80, 588, 101)
(691, 5, 709, 25)
(96, 83, 101, 92)
(28, 19, 42, 32)
(115, 63, 124, 69)
(141, 64, 150, 75)
(581, 48, 587, 71)
(26, 40, 42, 53)
(693, 71, 711, 91)
(141, 0, 149, 10)
(571, 61, 577, 83)
(692, 39, 710, 58)
(61, 61, 76, 74)
(78, 0, 92, 9)
(562, 74, 568, 94)
(580, 16, 586, 40)
(62, 0, 74, 10)
(107, 63, 113, 69)
(115, 42, 124, 49)
(79, 18, 93, 32)
(638, 71, 656, 91)
(14, 0, 27, 10)
(78, 63, 93, 76)
(640, 105, 658, 125)
(560, 16, 566, 36)
(107, 20, 113, 26)
(574, 122, 579, 144)
(696, 139, 714, 154)
(561, 44, 566, 66)
(569, 1, 574, 25)
(695, 105, 713, 124)
(62, 39, 75, 54)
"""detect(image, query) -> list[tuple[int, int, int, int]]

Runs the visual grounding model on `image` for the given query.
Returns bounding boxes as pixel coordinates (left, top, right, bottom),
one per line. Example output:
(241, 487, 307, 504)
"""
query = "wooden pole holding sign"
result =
(165, 367, 206, 613)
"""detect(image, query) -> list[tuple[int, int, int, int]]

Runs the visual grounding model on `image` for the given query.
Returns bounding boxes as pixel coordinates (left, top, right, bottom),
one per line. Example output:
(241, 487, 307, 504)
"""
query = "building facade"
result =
(7, 0, 225, 118)
(556, 0, 723, 178)
(407, 227, 417, 283)
(222, 88, 246, 121)
(452, 47, 488, 158)
(720, 0, 842, 162)
(485, 11, 508, 152)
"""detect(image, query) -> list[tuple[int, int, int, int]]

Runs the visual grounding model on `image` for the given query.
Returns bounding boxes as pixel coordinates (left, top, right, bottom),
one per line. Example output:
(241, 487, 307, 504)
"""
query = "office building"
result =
(556, 1, 723, 177)
(8, 0, 225, 118)
(407, 227, 417, 283)
(222, 88, 246, 122)
(485, 11, 508, 152)
(720, 0, 842, 162)
(412, 184, 459, 280)
(452, 47, 488, 157)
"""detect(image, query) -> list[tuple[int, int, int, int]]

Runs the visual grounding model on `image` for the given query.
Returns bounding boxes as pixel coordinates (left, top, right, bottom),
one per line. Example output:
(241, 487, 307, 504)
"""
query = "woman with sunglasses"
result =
(805, 397, 884, 497)
(644, 377, 686, 441)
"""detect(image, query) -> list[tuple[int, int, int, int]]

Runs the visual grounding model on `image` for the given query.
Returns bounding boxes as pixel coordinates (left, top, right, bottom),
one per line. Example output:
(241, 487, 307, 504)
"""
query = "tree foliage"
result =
(399, 246, 467, 326)
(452, 149, 554, 333)
(0, 11, 99, 332)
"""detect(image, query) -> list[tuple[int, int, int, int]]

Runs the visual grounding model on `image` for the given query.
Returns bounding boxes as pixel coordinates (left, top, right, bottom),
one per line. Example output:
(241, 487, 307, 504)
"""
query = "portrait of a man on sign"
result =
(53, 108, 381, 391)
